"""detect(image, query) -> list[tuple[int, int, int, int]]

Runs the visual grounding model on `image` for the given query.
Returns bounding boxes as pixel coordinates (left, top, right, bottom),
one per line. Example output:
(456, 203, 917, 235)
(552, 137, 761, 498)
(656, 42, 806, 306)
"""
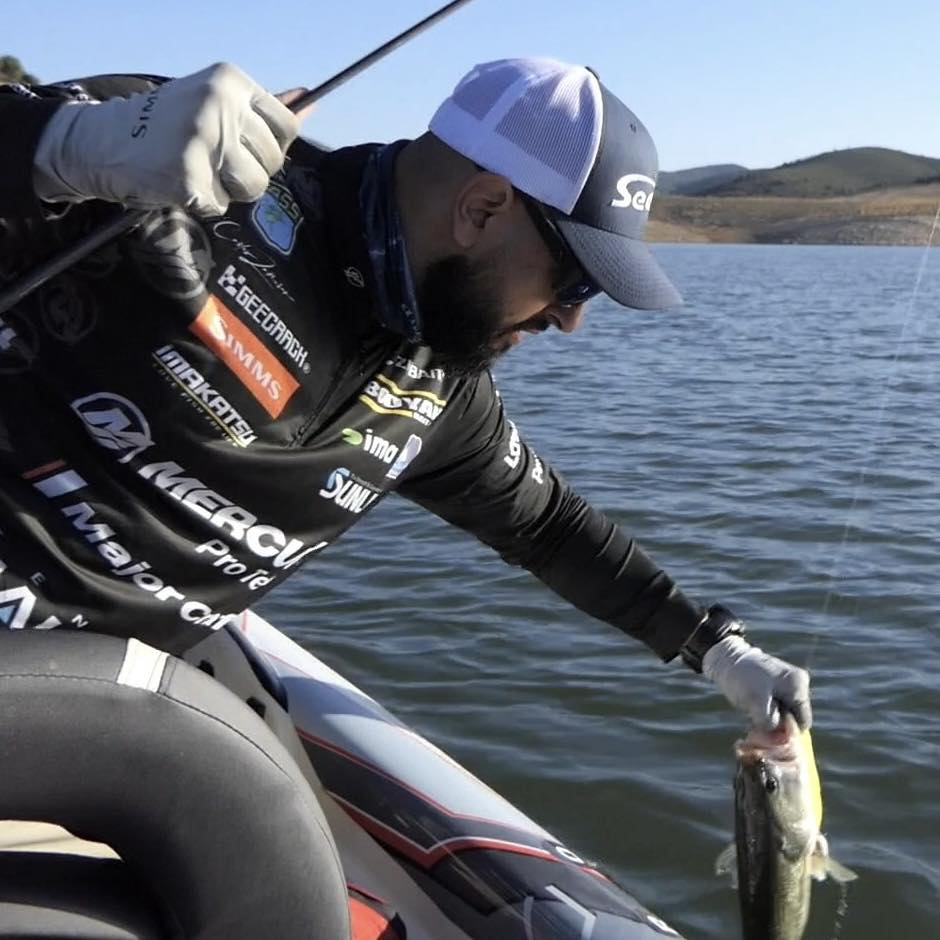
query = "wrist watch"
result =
(679, 604, 747, 673)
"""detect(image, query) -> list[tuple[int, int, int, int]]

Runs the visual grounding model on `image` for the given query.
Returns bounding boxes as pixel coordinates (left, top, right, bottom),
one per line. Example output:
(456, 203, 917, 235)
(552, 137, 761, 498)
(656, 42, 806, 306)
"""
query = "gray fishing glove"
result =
(703, 635, 812, 731)
(680, 604, 812, 731)
(33, 62, 298, 218)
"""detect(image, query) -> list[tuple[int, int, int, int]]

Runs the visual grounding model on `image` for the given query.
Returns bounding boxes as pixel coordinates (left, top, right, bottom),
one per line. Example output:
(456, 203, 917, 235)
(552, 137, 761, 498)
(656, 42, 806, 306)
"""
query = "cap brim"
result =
(555, 216, 683, 310)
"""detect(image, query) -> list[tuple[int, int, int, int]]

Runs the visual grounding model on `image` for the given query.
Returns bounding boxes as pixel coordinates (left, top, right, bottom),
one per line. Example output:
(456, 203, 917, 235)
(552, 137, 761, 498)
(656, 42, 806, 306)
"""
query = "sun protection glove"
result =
(32, 62, 298, 218)
(681, 605, 812, 732)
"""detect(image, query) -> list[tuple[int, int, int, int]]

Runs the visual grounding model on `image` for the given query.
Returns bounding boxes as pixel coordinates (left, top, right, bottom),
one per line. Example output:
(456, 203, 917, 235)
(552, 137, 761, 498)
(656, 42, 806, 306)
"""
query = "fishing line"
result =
(805, 199, 940, 670)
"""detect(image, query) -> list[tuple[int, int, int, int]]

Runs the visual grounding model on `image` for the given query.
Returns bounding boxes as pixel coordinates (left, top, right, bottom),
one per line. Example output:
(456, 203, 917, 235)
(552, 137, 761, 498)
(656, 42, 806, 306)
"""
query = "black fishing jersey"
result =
(0, 75, 704, 658)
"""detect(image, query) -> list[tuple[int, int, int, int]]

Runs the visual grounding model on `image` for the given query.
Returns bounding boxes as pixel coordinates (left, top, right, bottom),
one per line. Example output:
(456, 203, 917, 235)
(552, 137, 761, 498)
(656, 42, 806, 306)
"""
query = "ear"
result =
(451, 172, 514, 249)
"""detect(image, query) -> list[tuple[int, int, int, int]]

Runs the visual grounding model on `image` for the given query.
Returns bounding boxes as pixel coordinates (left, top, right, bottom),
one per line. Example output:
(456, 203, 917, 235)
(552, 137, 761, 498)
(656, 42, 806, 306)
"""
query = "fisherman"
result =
(1, 57, 810, 930)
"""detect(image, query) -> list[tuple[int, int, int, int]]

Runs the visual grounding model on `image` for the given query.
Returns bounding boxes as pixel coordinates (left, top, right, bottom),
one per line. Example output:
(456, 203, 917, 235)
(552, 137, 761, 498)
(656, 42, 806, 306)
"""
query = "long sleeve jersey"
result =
(0, 75, 705, 658)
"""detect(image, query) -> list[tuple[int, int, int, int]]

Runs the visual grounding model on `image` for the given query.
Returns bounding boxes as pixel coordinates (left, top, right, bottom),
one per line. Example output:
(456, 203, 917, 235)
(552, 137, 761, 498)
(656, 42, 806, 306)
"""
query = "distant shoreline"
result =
(647, 187, 940, 245)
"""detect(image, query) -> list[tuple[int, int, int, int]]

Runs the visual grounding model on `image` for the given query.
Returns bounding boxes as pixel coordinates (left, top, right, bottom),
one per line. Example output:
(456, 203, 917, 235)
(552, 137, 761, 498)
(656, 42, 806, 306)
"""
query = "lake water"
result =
(259, 244, 940, 939)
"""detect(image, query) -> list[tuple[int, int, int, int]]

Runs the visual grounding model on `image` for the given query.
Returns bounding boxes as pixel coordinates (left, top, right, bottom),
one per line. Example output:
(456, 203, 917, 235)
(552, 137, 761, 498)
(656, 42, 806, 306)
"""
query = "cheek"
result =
(497, 246, 556, 322)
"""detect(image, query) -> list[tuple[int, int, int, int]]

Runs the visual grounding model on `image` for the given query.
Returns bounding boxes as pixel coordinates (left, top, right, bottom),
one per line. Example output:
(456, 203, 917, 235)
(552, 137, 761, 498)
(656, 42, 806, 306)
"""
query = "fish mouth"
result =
(734, 716, 800, 765)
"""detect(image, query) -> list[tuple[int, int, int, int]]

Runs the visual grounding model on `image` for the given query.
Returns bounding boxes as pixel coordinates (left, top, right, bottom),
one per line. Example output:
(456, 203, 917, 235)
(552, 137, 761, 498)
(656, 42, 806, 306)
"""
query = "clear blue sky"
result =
(6, 0, 940, 171)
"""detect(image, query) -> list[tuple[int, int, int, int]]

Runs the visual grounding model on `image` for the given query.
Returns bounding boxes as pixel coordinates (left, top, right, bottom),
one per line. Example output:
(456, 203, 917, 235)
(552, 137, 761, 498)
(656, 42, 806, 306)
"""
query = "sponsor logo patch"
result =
(71, 392, 154, 464)
(152, 345, 257, 447)
(339, 428, 423, 480)
(251, 179, 303, 256)
(190, 295, 299, 418)
(216, 264, 309, 370)
(358, 374, 447, 427)
(318, 466, 381, 515)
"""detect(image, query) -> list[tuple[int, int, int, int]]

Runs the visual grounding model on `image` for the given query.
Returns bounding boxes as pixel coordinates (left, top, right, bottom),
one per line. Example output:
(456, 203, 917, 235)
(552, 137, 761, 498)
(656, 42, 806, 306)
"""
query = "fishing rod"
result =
(0, 0, 475, 316)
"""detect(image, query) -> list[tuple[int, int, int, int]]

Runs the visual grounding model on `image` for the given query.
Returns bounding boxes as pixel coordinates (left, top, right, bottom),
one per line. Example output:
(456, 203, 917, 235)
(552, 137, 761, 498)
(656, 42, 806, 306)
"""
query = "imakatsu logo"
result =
(610, 173, 656, 212)
(153, 345, 257, 447)
(359, 374, 447, 427)
(71, 392, 154, 464)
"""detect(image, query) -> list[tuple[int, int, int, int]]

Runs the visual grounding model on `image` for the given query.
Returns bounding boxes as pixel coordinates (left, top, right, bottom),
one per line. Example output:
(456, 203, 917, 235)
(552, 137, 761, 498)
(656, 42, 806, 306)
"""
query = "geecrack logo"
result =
(610, 173, 656, 212)
(359, 374, 447, 427)
(71, 392, 154, 464)
(190, 296, 299, 418)
(216, 264, 309, 370)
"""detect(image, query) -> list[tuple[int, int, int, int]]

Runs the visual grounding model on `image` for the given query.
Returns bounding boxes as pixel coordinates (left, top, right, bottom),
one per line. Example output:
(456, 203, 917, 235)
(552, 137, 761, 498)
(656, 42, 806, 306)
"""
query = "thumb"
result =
(275, 87, 315, 122)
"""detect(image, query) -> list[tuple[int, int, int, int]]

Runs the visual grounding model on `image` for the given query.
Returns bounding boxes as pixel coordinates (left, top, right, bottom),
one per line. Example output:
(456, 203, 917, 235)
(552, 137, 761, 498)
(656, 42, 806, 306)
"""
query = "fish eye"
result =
(764, 776, 779, 794)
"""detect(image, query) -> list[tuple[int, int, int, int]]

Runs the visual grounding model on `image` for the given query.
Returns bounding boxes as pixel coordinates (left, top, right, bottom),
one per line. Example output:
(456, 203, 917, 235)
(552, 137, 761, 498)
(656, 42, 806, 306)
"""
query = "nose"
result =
(551, 303, 586, 333)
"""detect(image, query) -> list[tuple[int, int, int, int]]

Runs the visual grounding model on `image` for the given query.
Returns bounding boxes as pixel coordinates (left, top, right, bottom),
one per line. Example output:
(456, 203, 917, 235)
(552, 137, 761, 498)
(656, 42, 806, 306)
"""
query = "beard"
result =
(417, 254, 512, 377)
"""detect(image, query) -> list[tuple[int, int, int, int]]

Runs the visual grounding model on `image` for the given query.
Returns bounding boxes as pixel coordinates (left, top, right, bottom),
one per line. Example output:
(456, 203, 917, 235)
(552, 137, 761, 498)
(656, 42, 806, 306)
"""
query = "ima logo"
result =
(71, 392, 155, 464)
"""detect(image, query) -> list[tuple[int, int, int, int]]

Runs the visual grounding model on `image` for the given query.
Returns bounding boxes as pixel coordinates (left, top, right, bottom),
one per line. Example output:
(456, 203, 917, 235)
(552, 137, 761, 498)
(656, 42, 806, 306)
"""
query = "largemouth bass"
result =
(716, 715, 856, 940)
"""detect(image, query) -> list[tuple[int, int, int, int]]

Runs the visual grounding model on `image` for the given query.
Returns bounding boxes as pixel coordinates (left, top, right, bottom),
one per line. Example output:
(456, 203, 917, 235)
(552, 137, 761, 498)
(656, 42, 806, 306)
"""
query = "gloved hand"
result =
(33, 62, 299, 217)
(704, 635, 812, 731)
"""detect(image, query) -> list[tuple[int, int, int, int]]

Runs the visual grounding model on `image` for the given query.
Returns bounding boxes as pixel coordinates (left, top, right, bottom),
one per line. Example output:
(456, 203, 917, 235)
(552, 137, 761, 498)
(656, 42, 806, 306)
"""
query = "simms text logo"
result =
(71, 392, 154, 464)
(153, 345, 257, 447)
(318, 467, 381, 515)
(190, 295, 299, 418)
(216, 265, 309, 370)
(359, 374, 447, 427)
(609, 173, 656, 212)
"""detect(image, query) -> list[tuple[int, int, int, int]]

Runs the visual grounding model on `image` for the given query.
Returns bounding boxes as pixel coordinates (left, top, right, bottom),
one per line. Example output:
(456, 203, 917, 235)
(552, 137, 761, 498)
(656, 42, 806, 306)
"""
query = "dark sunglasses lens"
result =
(556, 278, 601, 307)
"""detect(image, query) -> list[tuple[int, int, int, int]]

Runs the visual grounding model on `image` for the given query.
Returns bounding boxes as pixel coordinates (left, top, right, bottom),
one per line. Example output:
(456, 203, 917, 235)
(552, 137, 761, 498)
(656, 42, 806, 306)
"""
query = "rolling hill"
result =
(649, 148, 940, 244)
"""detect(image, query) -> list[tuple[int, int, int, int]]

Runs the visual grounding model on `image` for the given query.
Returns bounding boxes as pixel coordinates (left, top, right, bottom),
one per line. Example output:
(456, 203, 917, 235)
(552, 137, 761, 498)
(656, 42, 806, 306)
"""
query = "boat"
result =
(0, 610, 685, 939)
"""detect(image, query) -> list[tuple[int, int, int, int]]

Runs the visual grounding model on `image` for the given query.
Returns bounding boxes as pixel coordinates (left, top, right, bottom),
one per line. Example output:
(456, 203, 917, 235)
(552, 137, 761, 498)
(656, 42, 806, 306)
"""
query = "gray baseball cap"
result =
(429, 57, 681, 310)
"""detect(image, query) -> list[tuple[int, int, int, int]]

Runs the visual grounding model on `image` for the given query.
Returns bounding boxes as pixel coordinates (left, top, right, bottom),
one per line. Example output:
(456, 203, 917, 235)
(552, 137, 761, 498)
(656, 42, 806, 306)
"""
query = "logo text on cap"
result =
(610, 174, 656, 212)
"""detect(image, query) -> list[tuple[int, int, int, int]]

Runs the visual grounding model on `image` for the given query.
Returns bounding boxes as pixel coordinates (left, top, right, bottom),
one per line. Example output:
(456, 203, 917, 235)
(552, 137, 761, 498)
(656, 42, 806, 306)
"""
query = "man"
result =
(0, 53, 809, 914)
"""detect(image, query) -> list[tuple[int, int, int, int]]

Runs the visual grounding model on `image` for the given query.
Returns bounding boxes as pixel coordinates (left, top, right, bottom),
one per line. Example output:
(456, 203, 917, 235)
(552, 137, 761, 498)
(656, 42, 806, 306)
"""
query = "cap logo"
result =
(610, 173, 656, 212)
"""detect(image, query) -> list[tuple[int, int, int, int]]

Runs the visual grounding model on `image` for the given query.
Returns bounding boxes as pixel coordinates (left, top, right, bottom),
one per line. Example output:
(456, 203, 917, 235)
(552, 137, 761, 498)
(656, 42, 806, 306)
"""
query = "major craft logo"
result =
(71, 392, 155, 464)
(189, 296, 299, 418)
(251, 179, 303, 256)
(609, 173, 656, 212)
(358, 374, 447, 427)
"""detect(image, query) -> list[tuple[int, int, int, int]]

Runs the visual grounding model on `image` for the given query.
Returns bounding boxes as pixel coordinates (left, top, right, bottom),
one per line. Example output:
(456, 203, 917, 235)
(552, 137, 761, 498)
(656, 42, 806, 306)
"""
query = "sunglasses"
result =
(516, 190, 600, 308)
